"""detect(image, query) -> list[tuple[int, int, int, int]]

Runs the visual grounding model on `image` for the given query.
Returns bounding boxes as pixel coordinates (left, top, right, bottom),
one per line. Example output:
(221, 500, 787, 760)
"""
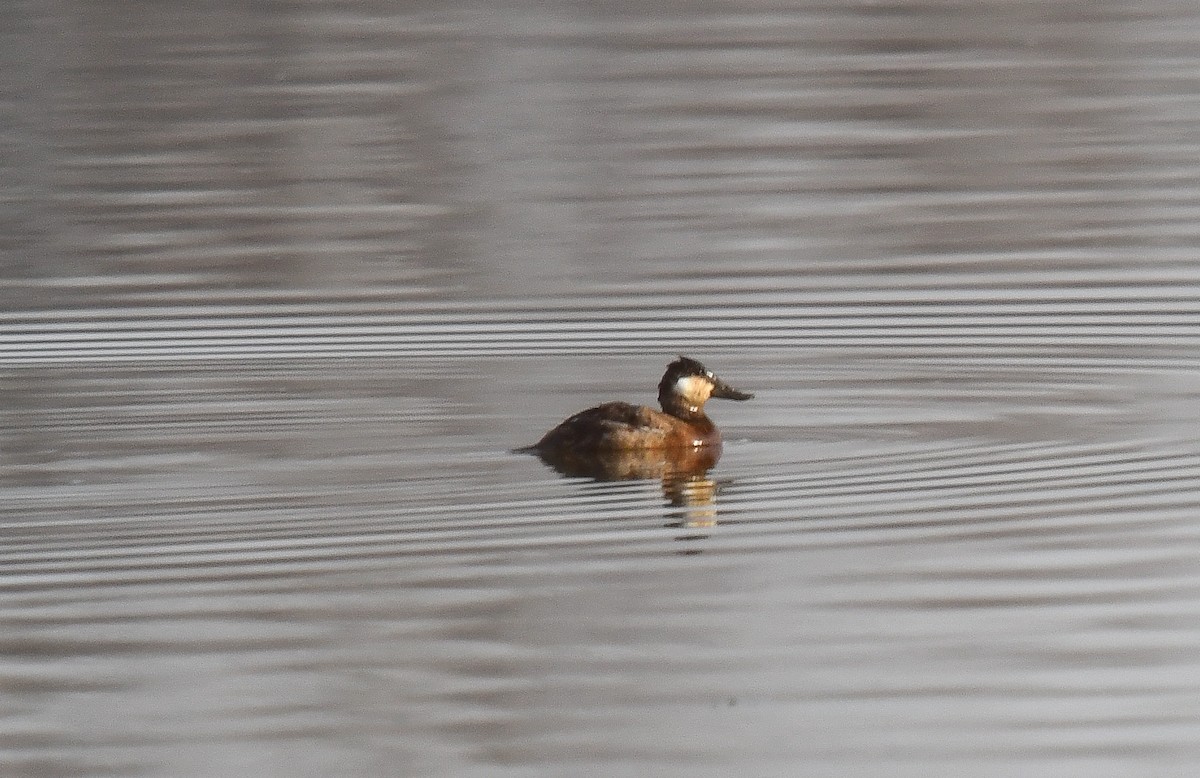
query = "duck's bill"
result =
(711, 379, 754, 401)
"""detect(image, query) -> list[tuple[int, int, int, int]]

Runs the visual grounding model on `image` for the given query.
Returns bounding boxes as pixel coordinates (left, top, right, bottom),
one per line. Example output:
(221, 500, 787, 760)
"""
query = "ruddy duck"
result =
(530, 356, 753, 454)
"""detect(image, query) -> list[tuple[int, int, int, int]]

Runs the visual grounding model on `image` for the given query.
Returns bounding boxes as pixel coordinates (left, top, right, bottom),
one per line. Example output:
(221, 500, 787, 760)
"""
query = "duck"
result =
(530, 355, 753, 454)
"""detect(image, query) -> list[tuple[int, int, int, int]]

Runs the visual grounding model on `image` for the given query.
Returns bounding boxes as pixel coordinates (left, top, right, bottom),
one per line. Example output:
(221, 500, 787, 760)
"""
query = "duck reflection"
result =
(531, 444, 721, 529)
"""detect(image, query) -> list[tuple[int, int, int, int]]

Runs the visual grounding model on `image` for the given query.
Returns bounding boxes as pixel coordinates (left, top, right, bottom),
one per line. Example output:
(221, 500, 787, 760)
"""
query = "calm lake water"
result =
(5, 1, 1200, 776)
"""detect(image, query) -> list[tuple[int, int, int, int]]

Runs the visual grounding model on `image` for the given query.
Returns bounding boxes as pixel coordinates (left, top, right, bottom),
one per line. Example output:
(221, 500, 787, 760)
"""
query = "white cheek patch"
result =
(674, 375, 708, 403)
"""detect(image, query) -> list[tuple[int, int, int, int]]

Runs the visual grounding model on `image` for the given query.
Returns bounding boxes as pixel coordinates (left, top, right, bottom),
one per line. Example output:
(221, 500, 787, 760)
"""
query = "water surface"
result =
(4, 1, 1200, 775)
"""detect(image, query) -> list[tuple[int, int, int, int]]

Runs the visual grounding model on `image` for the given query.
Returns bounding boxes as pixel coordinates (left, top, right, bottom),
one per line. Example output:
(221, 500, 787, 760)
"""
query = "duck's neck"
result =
(659, 393, 708, 421)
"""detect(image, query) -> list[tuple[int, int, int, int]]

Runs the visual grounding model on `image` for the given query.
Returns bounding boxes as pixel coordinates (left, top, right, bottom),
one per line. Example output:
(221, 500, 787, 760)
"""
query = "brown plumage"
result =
(530, 356, 753, 454)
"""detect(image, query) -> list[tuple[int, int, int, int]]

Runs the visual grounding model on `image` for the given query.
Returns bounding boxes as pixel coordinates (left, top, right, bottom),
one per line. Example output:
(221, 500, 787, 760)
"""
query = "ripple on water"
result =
(5, 0, 1200, 772)
(3, 353, 1200, 773)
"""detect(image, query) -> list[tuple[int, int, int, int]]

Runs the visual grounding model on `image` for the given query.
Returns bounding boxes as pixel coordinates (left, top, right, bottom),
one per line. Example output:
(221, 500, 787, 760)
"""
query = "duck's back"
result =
(535, 401, 673, 452)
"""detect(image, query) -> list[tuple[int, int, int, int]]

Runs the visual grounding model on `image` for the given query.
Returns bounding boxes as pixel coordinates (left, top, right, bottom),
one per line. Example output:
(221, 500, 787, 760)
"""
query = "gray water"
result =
(5, 1, 1200, 776)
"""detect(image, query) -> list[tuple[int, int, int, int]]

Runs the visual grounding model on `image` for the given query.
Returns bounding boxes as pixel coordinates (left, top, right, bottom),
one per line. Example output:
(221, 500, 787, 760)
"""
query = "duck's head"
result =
(657, 356, 754, 418)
